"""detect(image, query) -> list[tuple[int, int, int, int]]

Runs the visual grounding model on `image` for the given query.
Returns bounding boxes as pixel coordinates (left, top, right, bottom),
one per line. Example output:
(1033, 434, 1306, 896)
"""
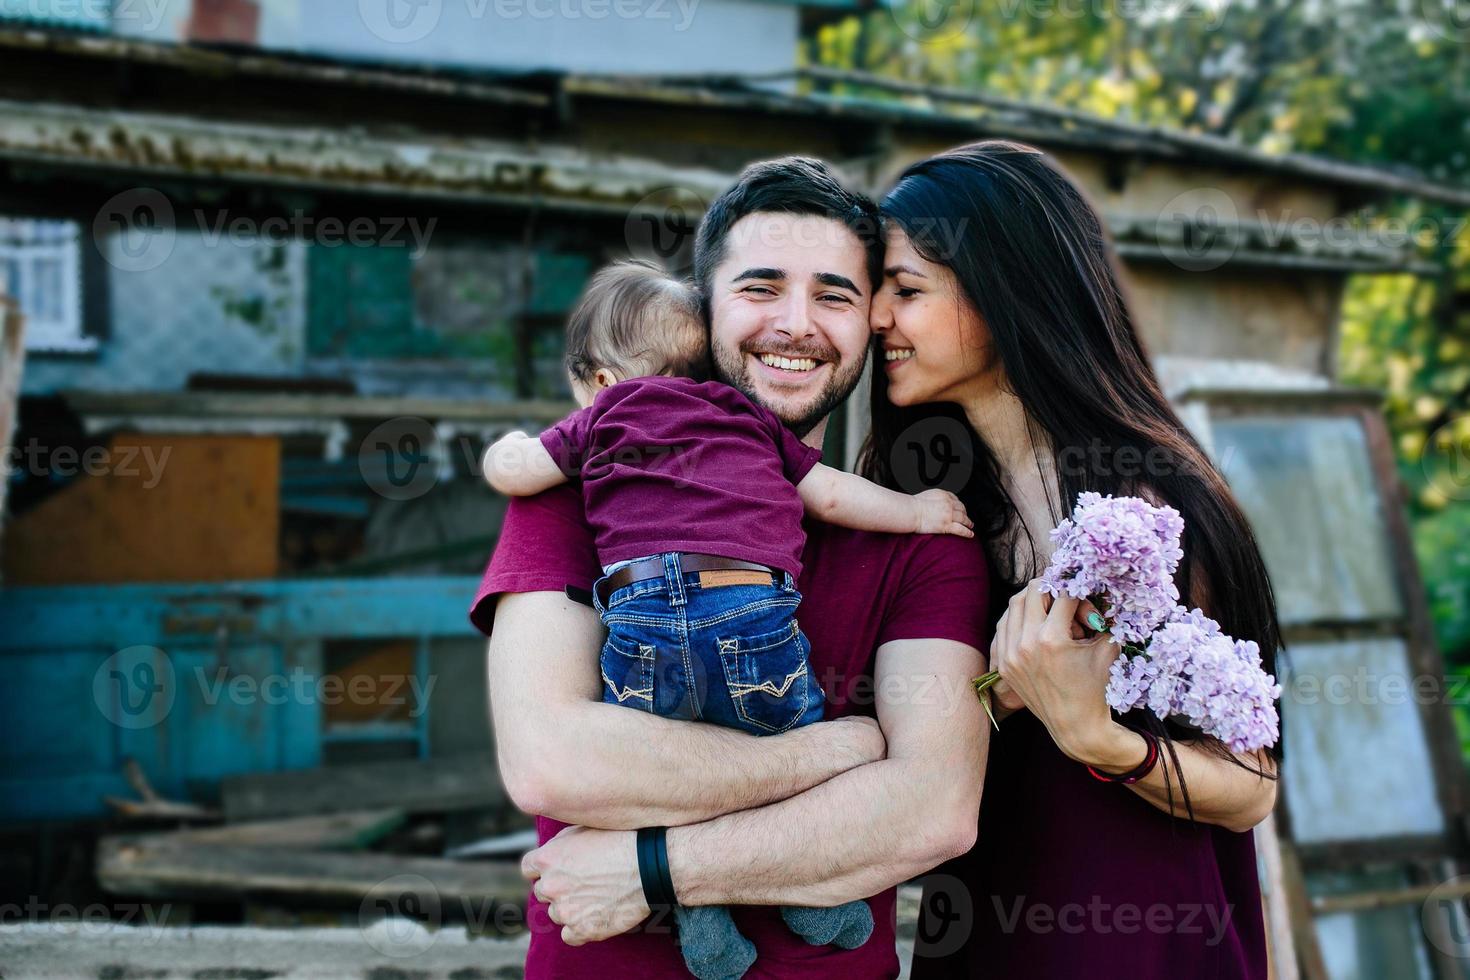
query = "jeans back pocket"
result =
(600, 630, 655, 710)
(716, 618, 818, 734)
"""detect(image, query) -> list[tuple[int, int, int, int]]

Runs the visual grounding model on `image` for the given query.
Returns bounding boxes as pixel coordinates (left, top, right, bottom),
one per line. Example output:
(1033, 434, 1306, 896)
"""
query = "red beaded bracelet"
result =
(1086, 729, 1159, 785)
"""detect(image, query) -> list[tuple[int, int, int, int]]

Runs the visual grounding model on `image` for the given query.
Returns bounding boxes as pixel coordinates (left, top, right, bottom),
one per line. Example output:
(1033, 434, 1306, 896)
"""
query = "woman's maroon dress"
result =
(912, 578, 1269, 979)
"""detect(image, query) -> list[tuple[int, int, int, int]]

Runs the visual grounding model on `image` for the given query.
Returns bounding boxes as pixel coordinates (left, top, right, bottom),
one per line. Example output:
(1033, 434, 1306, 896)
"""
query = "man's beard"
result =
(712, 337, 867, 439)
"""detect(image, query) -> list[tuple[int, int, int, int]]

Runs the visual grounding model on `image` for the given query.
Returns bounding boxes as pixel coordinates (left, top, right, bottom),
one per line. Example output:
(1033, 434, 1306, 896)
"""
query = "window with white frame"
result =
(0, 218, 91, 353)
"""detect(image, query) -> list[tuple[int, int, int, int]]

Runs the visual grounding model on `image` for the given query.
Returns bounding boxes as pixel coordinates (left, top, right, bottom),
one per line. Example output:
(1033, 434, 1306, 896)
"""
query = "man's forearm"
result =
(665, 639, 987, 908)
(506, 700, 882, 829)
(489, 591, 883, 830)
(667, 754, 976, 908)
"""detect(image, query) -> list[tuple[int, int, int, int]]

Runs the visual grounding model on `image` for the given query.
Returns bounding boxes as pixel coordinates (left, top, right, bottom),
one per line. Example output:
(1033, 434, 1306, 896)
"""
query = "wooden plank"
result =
(1312, 878, 1470, 916)
(63, 389, 574, 424)
(1256, 812, 1300, 980)
(97, 836, 526, 908)
(1278, 836, 1330, 980)
(2, 434, 281, 586)
(1359, 406, 1470, 832)
(172, 810, 406, 851)
(222, 755, 504, 822)
(0, 576, 482, 651)
(1, 921, 531, 979)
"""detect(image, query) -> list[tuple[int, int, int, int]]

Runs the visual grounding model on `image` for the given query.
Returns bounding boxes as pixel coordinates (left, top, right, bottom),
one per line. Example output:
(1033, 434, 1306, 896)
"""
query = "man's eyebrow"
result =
(884, 264, 928, 279)
(731, 267, 785, 283)
(815, 272, 862, 297)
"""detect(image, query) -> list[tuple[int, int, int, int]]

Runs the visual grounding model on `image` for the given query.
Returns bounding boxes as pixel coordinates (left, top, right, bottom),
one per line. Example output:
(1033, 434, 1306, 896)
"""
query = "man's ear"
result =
(593, 368, 619, 389)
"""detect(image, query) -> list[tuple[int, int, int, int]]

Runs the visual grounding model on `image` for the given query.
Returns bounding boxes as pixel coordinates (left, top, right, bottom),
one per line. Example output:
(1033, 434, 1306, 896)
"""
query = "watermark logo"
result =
(1424, 419, 1470, 502)
(1418, 0, 1470, 42)
(912, 874, 974, 958)
(890, 0, 977, 43)
(359, 874, 443, 957)
(95, 188, 177, 274)
(93, 646, 176, 731)
(1423, 875, 1470, 958)
(624, 187, 707, 268)
(1154, 188, 1241, 272)
(360, 417, 441, 501)
(888, 416, 975, 495)
(360, 0, 445, 42)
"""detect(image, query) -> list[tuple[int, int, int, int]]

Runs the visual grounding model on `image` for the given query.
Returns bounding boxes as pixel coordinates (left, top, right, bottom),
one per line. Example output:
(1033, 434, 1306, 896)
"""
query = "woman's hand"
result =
(988, 579, 1119, 761)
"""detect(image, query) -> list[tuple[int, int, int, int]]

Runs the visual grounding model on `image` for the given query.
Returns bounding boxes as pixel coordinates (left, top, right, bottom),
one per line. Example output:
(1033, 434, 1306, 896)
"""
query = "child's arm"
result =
(482, 431, 569, 497)
(796, 463, 974, 537)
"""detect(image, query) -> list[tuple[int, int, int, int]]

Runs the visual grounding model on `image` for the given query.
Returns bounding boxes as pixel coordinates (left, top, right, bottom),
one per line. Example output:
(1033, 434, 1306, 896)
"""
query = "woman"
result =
(861, 140, 1280, 977)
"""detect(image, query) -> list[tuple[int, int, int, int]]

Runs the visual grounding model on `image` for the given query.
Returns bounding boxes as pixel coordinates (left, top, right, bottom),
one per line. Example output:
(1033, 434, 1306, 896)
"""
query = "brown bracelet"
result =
(1086, 729, 1159, 785)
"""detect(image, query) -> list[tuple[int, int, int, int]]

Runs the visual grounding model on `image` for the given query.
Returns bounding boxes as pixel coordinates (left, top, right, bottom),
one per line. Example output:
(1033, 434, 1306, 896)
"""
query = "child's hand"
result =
(914, 488, 974, 537)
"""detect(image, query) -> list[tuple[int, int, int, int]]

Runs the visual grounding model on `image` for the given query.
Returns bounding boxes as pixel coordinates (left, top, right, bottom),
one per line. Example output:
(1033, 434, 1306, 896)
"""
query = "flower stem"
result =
(972, 672, 1001, 730)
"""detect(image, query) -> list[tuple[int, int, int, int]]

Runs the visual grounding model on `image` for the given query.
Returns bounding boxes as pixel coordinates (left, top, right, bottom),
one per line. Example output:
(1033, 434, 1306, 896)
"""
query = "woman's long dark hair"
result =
(860, 141, 1282, 801)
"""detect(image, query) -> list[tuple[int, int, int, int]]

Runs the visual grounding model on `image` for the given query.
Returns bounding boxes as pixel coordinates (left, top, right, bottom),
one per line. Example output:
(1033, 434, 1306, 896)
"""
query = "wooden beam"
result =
(98, 836, 526, 909)
(63, 389, 574, 425)
(1312, 878, 1470, 916)
(172, 810, 406, 851)
(222, 755, 505, 822)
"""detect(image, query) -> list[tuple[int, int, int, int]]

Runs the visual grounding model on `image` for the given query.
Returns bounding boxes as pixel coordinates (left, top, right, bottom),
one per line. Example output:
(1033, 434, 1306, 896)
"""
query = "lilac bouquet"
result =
(972, 493, 1281, 753)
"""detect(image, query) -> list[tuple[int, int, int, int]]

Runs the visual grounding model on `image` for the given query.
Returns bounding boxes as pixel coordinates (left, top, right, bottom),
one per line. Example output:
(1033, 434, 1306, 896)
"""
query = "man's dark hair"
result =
(692, 157, 882, 308)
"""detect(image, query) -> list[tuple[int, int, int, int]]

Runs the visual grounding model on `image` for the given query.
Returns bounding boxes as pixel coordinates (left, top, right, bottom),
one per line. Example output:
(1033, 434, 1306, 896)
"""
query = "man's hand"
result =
(912, 488, 974, 538)
(522, 826, 650, 946)
(829, 714, 887, 766)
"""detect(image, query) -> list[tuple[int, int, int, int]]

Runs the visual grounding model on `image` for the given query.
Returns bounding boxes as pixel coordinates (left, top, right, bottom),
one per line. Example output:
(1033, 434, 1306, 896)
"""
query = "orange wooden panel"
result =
(3, 434, 280, 585)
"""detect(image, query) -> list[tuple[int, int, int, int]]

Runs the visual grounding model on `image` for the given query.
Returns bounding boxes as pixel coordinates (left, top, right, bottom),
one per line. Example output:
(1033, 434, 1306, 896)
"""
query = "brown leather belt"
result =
(597, 552, 780, 607)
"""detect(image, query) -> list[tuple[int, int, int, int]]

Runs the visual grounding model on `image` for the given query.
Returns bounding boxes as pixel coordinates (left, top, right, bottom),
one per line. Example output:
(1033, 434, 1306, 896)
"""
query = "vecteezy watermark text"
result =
(358, 0, 701, 45)
(93, 647, 435, 730)
(95, 188, 438, 274)
(4, 439, 171, 489)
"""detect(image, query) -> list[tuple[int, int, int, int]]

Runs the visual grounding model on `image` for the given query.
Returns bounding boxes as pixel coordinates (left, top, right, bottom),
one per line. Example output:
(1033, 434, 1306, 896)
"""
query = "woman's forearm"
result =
(1076, 722, 1277, 832)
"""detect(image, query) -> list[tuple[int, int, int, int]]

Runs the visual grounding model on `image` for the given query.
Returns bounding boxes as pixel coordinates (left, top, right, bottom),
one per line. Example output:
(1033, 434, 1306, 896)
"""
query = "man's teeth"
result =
(758, 353, 818, 372)
(885, 348, 915, 362)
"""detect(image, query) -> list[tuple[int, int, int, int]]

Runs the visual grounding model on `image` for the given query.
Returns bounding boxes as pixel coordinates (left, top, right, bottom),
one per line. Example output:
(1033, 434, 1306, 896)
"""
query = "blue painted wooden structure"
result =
(0, 576, 482, 825)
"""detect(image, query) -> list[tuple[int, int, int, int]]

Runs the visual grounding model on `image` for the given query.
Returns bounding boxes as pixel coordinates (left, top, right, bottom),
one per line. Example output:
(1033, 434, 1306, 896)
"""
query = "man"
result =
(473, 158, 990, 977)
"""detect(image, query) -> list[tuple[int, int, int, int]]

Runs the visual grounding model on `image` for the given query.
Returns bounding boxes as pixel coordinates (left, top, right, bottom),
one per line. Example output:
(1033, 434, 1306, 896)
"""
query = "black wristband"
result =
(636, 826, 677, 909)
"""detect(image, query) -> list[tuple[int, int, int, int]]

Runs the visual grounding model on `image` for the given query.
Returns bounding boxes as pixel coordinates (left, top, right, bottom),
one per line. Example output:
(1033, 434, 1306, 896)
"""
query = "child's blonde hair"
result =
(564, 259, 709, 384)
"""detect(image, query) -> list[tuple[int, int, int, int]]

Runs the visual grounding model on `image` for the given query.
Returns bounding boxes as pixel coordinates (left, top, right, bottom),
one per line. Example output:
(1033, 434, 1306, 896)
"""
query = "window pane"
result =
(0, 216, 85, 350)
(32, 257, 62, 321)
(1281, 638, 1444, 843)
(1213, 415, 1403, 624)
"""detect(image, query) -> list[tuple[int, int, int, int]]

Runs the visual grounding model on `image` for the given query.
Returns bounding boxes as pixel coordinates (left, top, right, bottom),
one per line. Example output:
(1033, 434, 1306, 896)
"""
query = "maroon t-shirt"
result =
(539, 377, 824, 578)
(471, 483, 990, 979)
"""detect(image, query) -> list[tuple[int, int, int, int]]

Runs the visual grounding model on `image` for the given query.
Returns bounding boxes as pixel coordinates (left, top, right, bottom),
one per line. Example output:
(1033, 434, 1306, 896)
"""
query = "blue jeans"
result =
(593, 553, 873, 979)
(593, 553, 825, 734)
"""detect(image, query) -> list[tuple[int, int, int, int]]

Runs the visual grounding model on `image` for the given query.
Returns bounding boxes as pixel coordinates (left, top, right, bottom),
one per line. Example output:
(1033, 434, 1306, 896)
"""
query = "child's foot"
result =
(780, 901, 872, 949)
(832, 905, 874, 949)
(678, 905, 758, 980)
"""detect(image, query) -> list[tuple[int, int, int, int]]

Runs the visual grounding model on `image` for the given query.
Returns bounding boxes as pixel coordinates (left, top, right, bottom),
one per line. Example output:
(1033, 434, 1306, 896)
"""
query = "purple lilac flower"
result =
(1106, 606, 1282, 753)
(1039, 492, 1185, 644)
